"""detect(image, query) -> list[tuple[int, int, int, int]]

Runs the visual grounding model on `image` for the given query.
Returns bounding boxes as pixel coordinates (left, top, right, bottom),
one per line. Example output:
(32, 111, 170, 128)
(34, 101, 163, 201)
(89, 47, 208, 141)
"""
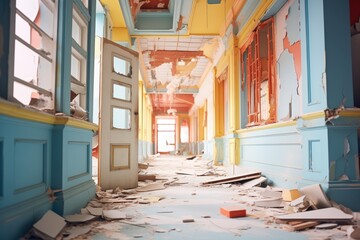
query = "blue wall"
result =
(233, 0, 360, 211)
(0, 114, 96, 239)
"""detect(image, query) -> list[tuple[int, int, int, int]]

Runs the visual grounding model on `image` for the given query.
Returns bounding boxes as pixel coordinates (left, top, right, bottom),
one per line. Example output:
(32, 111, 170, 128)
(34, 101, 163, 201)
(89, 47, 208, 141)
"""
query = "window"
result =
(241, 18, 276, 126)
(71, 2, 89, 114)
(11, 0, 57, 110)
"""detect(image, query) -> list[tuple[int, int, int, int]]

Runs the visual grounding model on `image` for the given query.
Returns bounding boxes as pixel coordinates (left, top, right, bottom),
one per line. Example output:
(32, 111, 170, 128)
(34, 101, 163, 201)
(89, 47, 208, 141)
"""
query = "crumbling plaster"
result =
(275, 0, 302, 120)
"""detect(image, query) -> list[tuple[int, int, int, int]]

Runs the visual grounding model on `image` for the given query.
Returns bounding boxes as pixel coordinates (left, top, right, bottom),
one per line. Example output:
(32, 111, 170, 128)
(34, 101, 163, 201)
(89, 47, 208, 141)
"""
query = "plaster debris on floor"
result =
(24, 155, 360, 240)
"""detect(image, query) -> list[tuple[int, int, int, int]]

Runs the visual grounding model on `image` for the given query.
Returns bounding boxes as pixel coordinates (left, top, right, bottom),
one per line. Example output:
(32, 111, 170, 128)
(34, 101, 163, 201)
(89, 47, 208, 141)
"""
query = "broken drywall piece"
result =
(138, 163, 149, 170)
(315, 223, 338, 229)
(33, 210, 66, 240)
(242, 176, 267, 188)
(137, 182, 166, 192)
(348, 226, 360, 239)
(290, 195, 307, 207)
(102, 210, 127, 220)
(122, 189, 138, 195)
(276, 207, 353, 222)
(63, 226, 91, 240)
(195, 169, 216, 176)
(175, 170, 194, 175)
(139, 196, 163, 204)
(64, 214, 95, 223)
(259, 189, 283, 198)
(300, 184, 331, 209)
(254, 198, 284, 208)
(99, 198, 133, 203)
(80, 208, 90, 214)
(201, 171, 261, 185)
(86, 206, 103, 216)
(88, 200, 103, 207)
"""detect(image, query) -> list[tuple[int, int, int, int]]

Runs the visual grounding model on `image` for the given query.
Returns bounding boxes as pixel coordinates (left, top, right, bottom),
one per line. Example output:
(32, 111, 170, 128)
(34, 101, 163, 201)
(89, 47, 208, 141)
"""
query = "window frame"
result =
(9, 0, 58, 110)
(240, 17, 276, 127)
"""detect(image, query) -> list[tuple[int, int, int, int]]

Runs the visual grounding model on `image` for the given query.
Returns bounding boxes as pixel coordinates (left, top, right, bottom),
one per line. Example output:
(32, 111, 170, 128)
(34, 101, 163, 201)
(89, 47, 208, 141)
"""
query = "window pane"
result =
(14, 40, 52, 89)
(16, 15, 54, 59)
(16, 0, 54, 37)
(180, 120, 189, 143)
(14, 82, 52, 108)
(112, 107, 131, 129)
(71, 54, 81, 80)
(157, 132, 175, 152)
(113, 56, 132, 77)
(72, 18, 82, 46)
(157, 118, 175, 124)
(82, 0, 88, 8)
(157, 124, 175, 131)
(113, 82, 131, 101)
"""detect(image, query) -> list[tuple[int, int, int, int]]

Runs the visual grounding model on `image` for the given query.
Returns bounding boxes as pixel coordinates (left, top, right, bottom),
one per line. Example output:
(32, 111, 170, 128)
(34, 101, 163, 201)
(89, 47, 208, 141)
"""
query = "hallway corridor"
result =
(26, 155, 356, 239)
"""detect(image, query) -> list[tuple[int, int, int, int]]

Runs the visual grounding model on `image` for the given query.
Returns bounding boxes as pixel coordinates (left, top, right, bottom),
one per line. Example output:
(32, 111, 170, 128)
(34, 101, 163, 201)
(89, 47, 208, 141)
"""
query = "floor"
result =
(33, 155, 357, 239)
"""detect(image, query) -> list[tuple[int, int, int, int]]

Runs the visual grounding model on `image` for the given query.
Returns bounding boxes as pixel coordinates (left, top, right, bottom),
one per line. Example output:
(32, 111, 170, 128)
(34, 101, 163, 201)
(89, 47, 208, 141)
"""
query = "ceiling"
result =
(100, 0, 229, 115)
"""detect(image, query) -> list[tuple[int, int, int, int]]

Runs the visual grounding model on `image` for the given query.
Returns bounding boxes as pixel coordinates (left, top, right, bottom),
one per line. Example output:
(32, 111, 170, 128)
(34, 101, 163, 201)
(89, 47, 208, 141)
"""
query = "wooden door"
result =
(99, 38, 138, 190)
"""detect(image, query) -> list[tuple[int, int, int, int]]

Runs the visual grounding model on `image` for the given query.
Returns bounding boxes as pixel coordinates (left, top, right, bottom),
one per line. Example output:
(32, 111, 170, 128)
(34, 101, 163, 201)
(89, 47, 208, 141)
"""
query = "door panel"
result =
(99, 38, 138, 190)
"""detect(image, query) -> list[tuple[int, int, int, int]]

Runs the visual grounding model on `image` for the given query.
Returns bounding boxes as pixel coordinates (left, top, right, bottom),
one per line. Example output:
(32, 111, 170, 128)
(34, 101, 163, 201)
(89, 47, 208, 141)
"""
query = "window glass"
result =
(113, 82, 131, 101)
(112, 107, 131, 129)
(113, 55, 132, 77)
(12, 0, 56, 109)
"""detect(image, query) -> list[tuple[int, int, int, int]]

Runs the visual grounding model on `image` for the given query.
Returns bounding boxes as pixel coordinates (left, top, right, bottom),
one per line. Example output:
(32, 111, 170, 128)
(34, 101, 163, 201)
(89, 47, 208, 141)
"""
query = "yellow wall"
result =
(189, 0, 231, 35)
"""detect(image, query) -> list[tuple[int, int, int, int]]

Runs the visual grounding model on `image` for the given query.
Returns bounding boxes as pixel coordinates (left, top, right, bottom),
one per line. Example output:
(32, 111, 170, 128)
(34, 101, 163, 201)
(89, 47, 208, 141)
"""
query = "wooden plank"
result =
(254, 197, 284, 208)
(284, 221, 318, 231)
(103, 210, 127, 220)
(276, 207, 353, 222)
(138, 174, 156, 181)
(138, 163, 149, 169)
(64, 214, 95, 223)
(137, 182, 166, 192)
(201, 171, 261, 185)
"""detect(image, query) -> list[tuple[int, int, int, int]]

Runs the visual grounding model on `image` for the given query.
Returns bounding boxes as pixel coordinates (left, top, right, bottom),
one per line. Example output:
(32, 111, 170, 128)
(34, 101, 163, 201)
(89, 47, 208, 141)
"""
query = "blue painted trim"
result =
(323, 0, 353, 108)
(56, 0, 73, 114)
(53, 179, 95, 215)
(72, 39, 87, 58)
(0, 0, 10, 99)
(73, 0, 91, 22)
(0, 193, 51, 240)
(86, 0, 96, 122)
(0, 139, 3, 198)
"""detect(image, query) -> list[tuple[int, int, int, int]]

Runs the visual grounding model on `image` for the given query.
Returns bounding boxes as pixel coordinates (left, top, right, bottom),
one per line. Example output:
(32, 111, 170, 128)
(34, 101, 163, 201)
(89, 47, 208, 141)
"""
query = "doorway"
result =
(156, 117, 176, 154)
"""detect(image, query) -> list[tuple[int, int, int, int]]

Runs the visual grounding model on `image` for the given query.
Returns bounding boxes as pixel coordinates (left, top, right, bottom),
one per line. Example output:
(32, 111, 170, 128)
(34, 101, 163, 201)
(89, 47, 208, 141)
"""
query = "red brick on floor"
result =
(220, 206, 246, 218)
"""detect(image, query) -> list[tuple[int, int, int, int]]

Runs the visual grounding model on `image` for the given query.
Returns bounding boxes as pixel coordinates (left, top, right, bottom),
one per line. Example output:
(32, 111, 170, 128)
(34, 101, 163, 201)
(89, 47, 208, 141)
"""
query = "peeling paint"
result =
(283, 35, 302, 81)
(286, 0, 301, 45)
(322, 52, 327, 93)
(277, 50, 299, 120)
